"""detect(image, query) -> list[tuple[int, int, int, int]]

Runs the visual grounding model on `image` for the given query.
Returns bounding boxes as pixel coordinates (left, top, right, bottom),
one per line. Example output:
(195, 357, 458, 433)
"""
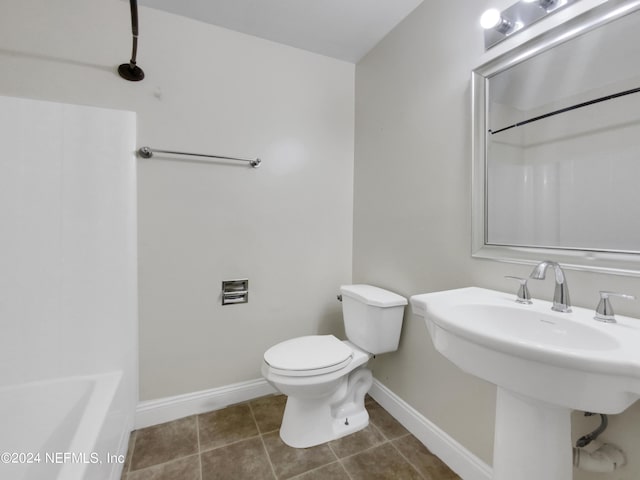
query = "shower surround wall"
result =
(0, 0, 354, 402)
(0, 95, 137, 480)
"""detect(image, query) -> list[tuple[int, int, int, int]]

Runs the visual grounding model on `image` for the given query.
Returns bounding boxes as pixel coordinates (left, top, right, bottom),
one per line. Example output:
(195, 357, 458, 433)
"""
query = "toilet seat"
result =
(264, 335, 353, 377)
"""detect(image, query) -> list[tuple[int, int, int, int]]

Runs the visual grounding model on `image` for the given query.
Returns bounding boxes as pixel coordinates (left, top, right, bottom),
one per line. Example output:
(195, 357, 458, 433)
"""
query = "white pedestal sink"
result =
(410, 287, 640, 480)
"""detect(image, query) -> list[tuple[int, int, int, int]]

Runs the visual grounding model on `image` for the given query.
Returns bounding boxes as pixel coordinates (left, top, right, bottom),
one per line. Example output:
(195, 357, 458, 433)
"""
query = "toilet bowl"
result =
(262, 285, 407, 448)
(262, 336, 372, 448)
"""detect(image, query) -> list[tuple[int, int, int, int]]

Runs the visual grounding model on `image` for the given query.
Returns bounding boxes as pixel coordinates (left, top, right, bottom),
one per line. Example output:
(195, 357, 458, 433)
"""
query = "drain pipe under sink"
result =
(573, 441, 626, 473)
(573, 413, 625, 473)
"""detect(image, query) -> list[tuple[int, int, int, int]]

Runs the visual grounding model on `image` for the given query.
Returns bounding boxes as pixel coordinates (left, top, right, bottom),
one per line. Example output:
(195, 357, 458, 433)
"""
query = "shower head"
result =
(118, 0, 145, 81)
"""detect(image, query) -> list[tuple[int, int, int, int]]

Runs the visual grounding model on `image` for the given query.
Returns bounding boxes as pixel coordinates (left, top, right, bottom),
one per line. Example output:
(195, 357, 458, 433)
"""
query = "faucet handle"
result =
(505, 276, 532, 304)
(594, 291, 636, 323)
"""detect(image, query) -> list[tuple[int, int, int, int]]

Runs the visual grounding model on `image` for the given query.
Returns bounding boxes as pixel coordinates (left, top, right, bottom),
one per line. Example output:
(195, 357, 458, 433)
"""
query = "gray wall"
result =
(354, 0, 640, 477)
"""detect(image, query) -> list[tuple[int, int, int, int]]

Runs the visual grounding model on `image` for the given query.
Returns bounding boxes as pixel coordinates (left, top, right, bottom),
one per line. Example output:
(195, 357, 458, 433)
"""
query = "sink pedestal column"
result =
(493, 387, 572, 480)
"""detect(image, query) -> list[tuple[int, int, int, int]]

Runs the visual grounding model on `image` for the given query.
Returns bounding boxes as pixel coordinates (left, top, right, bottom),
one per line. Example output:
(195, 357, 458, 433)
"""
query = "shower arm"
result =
(118, 0, 145, 81)
(130, 0, 139, 66)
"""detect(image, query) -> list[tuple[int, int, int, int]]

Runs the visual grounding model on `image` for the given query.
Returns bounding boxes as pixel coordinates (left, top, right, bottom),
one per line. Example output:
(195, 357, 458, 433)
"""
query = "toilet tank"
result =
(340, 285, 408, 354)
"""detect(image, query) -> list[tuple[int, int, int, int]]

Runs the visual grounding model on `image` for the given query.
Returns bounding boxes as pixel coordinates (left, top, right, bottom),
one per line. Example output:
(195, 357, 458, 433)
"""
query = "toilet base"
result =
(279, 367, 372, 448)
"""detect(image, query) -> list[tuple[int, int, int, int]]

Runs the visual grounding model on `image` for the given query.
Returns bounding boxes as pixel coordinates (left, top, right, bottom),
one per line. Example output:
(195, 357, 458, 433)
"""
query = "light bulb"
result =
(480, 9, 502, 29)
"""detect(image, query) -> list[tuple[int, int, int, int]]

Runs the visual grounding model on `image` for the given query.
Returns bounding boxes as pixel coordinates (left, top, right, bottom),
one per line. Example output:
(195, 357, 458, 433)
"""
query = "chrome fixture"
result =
(138, 146, 262, 168)
(524, 0, 558, 10)
(480, 0, 577, 50)
(221, 279, 249, 305)
(594, 291, 636, 323)
(529, 261, 571, 312)
(505, 276, 532, 304)
(480, 9, 514, 34)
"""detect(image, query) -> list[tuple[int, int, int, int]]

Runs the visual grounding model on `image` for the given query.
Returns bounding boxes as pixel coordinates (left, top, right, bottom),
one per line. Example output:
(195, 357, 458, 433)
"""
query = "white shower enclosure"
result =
(0, 96, 137, 480)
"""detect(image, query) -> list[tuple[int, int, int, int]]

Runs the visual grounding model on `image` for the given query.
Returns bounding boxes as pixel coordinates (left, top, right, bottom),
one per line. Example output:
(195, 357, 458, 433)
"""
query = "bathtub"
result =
(0, 372, 126, 480)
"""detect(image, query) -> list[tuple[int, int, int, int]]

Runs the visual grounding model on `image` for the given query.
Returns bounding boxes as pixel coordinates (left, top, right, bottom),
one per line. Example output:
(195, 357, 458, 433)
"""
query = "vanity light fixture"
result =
(480, 9, 514, 34)
(523, 0, 558, 9)
(480, 0, 575, 50)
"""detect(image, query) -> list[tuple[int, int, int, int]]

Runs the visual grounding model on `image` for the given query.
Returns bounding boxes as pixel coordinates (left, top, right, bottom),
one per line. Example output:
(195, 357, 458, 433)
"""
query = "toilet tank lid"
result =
(340, 285, 407, 308)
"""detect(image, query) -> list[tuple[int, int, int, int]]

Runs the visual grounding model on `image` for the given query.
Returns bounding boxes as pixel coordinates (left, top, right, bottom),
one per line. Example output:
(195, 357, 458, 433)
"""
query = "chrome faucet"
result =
(529, 261, 572, 312)
(594, 291, 635, 323)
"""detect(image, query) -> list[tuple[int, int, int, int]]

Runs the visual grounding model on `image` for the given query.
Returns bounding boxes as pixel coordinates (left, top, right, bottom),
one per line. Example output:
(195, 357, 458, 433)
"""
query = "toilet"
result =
(262, 284, 407, 448)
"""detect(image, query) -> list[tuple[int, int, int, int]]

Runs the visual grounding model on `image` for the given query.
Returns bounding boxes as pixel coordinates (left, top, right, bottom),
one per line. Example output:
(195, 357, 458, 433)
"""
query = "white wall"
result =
(355, 1, 640, 479)
(0, 95, 138, 478)
(0, 0, 354, 400)
(0, 95, 137, 387)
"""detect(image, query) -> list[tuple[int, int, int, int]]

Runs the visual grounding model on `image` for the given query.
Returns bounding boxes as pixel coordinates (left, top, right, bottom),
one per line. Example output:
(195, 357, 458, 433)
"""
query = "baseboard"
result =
(369, 379, 492, 480)
(135, 378, 277, 429)
(134, 376, 492, 480)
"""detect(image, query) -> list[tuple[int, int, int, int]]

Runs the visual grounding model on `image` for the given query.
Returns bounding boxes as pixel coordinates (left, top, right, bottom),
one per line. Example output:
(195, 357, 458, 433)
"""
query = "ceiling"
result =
(136, 0, 423, 63)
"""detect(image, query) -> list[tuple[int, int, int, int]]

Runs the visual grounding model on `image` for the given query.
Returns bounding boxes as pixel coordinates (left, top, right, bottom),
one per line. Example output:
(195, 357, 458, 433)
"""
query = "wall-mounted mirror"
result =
(472, 0, 640, 276)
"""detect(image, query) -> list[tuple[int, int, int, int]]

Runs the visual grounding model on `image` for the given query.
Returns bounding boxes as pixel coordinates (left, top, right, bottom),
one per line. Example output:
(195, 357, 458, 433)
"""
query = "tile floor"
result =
(120, 394, 461, 480)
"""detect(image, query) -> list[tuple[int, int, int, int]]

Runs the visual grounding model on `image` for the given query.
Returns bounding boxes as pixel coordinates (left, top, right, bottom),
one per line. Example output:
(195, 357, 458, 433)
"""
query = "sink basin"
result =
(410, 287, 640, 480)
(451, 304, 619, 350)
(411, 287, 640, 413)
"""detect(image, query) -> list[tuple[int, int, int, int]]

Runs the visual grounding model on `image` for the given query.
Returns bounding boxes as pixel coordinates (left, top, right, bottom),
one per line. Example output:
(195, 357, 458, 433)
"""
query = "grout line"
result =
(288, 460, 352, 480)
(368, 420, 388, 442)
(246, 401, 263, 439)
(125, 454, 201, 477)
(195, 415, 203, 480)
(258, 434, 279, 480)
(327, 443, 355, 480)
(248, 401, 278, 479)
(341, 461, 356, 480)
(246, 401, 262, 437)
(199, 433, 263, 454)
(326, 439, 340, 462)
(128, 416, 201, 474)
(388, 435, 428, 480)
(338, 438, 390, 462)
(332, 432, 425, 480)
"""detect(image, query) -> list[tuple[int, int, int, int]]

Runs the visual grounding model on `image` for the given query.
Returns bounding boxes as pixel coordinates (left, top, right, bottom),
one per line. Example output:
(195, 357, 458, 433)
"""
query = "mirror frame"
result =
(472, 0, 640, 277)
